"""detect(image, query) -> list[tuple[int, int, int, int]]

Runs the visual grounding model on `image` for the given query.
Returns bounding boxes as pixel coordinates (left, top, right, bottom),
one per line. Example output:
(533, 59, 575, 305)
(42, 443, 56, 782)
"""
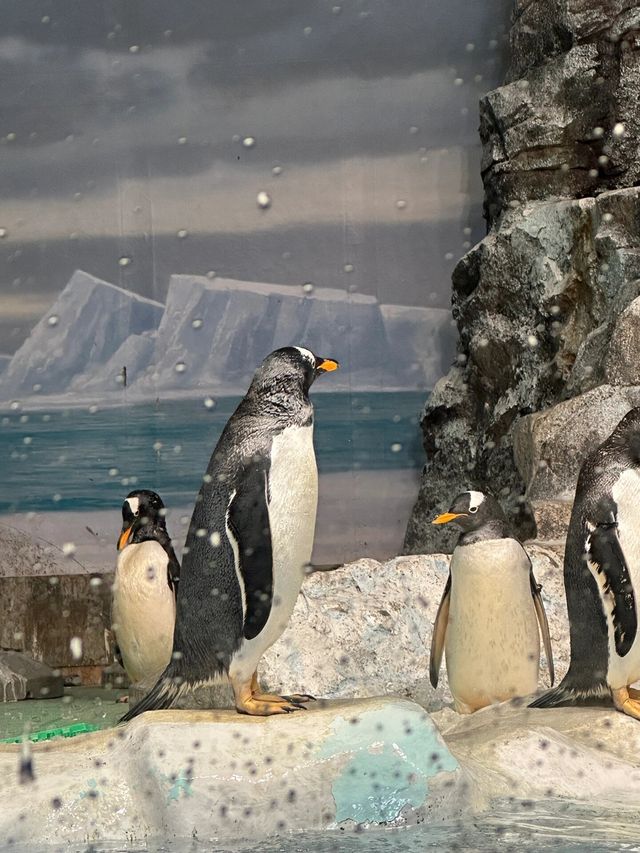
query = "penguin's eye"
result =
(469, 506, 478, 514)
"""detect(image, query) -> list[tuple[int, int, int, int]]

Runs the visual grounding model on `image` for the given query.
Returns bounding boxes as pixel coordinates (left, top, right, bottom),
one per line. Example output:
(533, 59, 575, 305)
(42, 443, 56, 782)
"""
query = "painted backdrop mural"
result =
(0, 0, 509, 569)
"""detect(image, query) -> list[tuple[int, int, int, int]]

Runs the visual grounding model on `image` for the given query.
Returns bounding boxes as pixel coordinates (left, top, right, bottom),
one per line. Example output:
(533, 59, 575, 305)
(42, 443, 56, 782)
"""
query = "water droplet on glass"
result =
(302, 282, 314, 294)
(118, 256, 132, 267)
(175, 361, 186, 373)
(242, 136, 256, 148)
(409, 126, 419, 135)
(41, 15, 50, 23)
(592, 126, 604, 138)
(129, 45, 140, 53)
(465, 42, 475, 51)
(396, 199, 407, 210)
(90, 576, 102, 588)
(343, 263, 354, 273)
(527, 335, 539, 348)
(62, 542, 76, 557)
(210, 532, 221, 547)
(206, 270, 216, 279)
(196, 528, 207, 538)
(0, 228, 8, 238)
(332, 5, 342, 13)
(109, 468, 119, 477)
(10, 400, 21, 411)
(256, 191, 272, 210)
(69, 637, 83, 660)
(23, 436, 32, 446)
(303, 26, 312, 36)
(445, 252, 454, 261)
(178, 136, 187, 145)
(454, 77, 464, 86)
(602, 212, 614, 223)
(204, 397, 215, 409)
(153, 441, 163, 452)
(32, 384, 42, 393)
(6, 132, 16, 142)
(272, 165, 283, 177)
(613, 122, 625, 137)
(47, 315, 59, 327)
(192, 318, 203, 329)
(89, 404, 98, 414)
(390, 443, 402, 453)
(177, 229, 188, 239)
(588, 168, 598, 178)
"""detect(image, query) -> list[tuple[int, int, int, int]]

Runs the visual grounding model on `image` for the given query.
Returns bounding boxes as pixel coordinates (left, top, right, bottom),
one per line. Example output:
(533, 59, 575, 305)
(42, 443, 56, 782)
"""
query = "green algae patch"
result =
(318, 700, 458, 825)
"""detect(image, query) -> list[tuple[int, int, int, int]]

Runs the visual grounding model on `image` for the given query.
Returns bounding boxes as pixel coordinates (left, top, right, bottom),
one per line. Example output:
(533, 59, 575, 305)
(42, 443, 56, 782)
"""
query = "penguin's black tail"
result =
(119, 661, 192, 723)
(529, 673, 610, 709)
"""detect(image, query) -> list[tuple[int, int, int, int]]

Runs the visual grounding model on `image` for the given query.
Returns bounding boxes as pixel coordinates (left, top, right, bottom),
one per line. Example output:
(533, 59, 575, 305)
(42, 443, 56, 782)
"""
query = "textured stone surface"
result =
(0, 575, 112, 670)
(406, 189, 640, 553)
(0, 698, 466, 845)
(132, 549, 567, 714)
(482, 1, 640, 223)
(436, 702, 640, 809)
(513, 384, 640, 502)
(0, 651, 64, 703)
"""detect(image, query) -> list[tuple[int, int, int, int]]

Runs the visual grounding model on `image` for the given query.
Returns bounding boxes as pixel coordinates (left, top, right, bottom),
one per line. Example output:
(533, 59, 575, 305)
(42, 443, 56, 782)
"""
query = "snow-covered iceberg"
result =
(0, 271, 163, 398)
(0, 271, 453, 404)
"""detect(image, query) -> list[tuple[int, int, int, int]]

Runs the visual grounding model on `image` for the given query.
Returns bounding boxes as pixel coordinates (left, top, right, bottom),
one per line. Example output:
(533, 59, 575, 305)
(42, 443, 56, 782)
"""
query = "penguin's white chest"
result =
(445, 538, 539, 713)
(112, 541, 176, 687)
(231, 422, 318, 679)
(604, 468, 640, 688)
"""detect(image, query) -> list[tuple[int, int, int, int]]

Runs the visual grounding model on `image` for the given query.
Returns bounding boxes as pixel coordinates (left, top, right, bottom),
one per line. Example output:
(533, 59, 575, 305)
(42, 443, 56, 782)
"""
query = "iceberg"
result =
(0, 271, 163, 398)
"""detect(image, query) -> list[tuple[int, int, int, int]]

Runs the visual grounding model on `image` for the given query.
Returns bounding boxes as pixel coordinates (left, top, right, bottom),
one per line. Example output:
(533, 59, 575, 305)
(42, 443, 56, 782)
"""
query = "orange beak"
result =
(432, 512, 465, 525)
(316, 358, 339, 373)
(118, 526, 134, 551)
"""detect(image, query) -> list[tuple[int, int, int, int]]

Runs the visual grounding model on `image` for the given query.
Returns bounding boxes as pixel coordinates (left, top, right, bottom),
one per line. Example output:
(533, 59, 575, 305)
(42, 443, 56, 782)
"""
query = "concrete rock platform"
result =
(0, 697, 465, 846)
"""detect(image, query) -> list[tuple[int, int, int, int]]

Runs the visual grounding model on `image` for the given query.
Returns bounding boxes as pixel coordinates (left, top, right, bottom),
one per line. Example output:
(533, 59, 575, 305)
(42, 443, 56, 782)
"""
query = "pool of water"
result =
(4, 804, 640, 853)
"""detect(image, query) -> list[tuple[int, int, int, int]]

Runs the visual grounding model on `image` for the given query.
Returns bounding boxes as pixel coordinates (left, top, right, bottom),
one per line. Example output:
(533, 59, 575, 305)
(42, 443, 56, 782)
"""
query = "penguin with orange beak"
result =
(111, 490, 180, 696)
(429, 490, 554, 713)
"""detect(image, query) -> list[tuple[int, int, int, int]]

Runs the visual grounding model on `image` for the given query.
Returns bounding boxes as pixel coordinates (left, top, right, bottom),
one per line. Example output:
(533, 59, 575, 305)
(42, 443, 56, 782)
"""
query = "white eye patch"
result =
(125, 496, 140, 515)
(467, 490, 485, 513)
(293, 346, 315, 365)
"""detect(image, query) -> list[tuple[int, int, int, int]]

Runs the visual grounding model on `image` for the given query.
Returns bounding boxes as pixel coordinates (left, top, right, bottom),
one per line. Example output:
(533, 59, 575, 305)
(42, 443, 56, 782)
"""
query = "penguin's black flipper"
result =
(528, 568, 555, 687)
(166, 544, 181, 594)
(227, 455, 273, 642)
(429, 574, 451, 689)
(586, 511, 637, 658)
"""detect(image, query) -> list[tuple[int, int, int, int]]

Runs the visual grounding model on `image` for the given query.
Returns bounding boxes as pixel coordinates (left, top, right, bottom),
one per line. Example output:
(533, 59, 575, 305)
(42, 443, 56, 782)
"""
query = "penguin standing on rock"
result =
(121, 346, 339, 720)
(112, 490, 180, 695)
(430, 490, 554, 714)
(531, 409, 640, 719)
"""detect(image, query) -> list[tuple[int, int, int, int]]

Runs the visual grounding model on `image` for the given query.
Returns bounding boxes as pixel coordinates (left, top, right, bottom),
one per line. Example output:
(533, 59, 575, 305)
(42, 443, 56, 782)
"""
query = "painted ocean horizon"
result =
(0, 391, 426, 515)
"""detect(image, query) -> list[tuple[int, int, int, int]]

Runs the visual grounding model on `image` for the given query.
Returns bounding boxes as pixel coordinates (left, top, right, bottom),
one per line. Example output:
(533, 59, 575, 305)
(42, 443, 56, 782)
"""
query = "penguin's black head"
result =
(117, 489, 168, 551)
(253, 346, 339, 394)
(432, 490, 511, 543)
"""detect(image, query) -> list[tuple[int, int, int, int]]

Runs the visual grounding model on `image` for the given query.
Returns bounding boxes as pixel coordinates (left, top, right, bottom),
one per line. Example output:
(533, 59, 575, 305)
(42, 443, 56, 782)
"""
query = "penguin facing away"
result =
(112, 490, 180, 693)
(530, 408, 640, 719)
(121, 346, 339, 721)
(430, 490, 554, 714)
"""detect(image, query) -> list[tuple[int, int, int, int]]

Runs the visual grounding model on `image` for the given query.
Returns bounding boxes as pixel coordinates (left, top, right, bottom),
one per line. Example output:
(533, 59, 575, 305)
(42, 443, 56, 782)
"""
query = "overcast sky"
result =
(0, 0, 510, 352)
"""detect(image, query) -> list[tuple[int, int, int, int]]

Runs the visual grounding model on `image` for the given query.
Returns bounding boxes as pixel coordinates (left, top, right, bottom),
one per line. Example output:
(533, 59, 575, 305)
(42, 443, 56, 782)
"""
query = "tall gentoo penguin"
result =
(531, 409, 640, 719)
(112, 490, 180, 692)
(430, 491, 554, 714)
(121, 346, 338, 720)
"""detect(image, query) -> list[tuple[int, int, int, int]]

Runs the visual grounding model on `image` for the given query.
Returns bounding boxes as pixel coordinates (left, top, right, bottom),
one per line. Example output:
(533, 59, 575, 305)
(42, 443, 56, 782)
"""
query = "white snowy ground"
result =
(0, 468, 420, 574)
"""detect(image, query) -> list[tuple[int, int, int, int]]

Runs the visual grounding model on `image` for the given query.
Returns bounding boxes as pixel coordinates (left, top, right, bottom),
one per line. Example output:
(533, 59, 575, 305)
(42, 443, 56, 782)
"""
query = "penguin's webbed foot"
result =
(612, 686, 640, 721)
(236, 696, 303, 716)
(283, 693, 316, 704)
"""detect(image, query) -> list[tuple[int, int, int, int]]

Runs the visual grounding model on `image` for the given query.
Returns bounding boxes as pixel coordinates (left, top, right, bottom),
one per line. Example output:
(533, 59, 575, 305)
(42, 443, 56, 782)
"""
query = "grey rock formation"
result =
(406, 0, 640, 552)
(0, 651, 64, 703)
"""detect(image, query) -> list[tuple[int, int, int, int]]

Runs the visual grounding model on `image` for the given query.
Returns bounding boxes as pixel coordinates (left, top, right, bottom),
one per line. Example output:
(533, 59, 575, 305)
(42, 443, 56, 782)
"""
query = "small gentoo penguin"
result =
(531, 409, 640, 719)
(121, 346, 338, 721)
(112, 490, 180, 695)
(430, 490, 554, 714)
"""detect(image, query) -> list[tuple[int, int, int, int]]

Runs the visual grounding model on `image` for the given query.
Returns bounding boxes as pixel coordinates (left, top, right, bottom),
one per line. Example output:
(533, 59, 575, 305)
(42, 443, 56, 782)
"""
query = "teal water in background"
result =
(0, 392, 424, 514)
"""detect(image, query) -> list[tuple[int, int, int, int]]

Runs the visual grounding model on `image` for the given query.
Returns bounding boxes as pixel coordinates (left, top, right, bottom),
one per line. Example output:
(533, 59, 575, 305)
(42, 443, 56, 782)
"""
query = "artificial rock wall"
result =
(405, 0, 640, 552)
